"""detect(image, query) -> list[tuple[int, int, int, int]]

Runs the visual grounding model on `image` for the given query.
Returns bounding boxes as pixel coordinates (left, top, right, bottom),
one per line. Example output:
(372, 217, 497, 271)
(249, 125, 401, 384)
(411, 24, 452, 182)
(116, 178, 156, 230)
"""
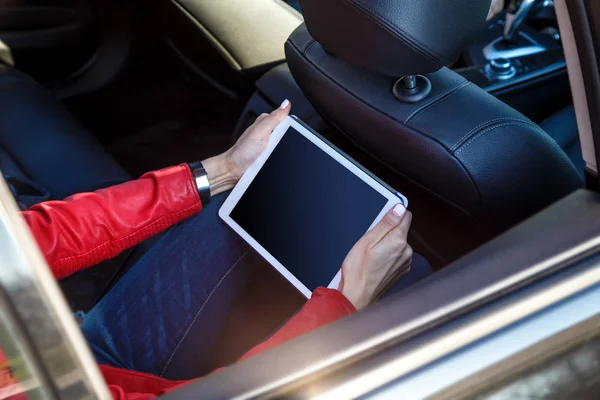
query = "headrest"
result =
(299, 0, 491, 76)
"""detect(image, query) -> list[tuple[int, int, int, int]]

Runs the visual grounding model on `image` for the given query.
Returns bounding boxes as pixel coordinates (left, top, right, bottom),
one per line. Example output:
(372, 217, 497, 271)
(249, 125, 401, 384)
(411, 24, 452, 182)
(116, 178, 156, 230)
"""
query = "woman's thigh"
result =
(81, 192, 433, 379)
(81, 193, 254, 378)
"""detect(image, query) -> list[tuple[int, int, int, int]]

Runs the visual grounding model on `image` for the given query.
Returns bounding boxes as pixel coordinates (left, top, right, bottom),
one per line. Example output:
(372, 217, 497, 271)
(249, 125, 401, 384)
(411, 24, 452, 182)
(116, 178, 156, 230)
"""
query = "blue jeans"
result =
(82, 194, 432, 380)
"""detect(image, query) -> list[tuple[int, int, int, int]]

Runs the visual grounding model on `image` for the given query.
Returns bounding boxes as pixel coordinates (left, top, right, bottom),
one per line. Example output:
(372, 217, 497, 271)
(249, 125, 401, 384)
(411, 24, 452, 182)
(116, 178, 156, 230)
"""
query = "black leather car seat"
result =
(286, 0, 583, 238)
(539, 105, 584, 174)
(0, 65, 130, 203)
(148, 0, 303, 95)
(0, 65, 132, 312)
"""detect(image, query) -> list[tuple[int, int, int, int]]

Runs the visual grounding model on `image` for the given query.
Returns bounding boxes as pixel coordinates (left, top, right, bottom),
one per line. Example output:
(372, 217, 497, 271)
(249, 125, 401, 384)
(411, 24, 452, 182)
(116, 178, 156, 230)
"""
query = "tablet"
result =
(219, 116, 408, 298)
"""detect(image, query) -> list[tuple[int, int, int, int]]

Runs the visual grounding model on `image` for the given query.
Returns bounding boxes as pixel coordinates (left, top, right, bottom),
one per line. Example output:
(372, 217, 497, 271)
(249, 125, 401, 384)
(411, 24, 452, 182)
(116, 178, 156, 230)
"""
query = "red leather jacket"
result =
(19, 164, 356, 399)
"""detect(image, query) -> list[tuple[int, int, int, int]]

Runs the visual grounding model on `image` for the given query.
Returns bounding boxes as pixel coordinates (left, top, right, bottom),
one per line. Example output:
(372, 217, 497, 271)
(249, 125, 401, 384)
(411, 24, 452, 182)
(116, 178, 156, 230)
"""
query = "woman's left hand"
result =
(202, 100, 291, 196)
(226, 99, 291, 181)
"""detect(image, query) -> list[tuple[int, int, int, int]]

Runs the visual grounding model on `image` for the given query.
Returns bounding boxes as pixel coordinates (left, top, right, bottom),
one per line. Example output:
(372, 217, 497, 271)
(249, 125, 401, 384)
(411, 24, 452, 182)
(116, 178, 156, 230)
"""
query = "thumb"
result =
(363, 204, 407, 245)
(254, 99, 291, 133)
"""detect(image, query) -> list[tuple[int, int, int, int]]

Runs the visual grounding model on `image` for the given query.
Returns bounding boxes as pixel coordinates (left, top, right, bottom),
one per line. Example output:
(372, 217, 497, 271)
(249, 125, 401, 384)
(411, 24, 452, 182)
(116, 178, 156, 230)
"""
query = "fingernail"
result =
(393, 204, 406, 217)
(280, 99, 290, 109)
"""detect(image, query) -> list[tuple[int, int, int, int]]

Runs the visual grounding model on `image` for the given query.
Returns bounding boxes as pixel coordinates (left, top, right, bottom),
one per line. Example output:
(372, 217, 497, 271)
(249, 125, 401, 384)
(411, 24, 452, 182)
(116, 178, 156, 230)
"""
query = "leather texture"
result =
(0, 65, 130, 200)
(255, 63, 323, 125)
(286, 25, 584, 232)
(151, 0, 303, 92)
(23, 164, 202, 280)
(539, 105, 585, 175)
(298, 0, 492, 76)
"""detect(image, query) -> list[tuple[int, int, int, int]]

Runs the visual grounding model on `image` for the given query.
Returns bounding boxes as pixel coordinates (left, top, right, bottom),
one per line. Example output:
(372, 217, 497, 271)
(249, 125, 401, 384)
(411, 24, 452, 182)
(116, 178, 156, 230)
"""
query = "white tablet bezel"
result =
(219, 116, 407, 298)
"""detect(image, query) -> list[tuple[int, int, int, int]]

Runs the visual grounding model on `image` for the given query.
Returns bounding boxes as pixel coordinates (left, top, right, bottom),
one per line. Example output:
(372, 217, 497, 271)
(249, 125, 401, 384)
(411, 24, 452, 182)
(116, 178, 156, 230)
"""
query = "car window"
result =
(0, 314, 46, 399)
(471, 323, 600, 400)
(431, 313, 600, 400)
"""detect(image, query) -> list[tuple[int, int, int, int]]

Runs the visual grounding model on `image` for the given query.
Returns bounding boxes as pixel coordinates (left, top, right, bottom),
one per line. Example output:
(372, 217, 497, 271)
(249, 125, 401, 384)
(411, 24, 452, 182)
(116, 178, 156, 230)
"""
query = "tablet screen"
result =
(230, 127, 388, 291)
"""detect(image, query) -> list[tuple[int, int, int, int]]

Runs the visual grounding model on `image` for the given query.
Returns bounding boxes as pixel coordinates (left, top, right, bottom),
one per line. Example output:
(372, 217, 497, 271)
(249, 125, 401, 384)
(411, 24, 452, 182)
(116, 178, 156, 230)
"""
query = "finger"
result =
(254, 113, 269, 124)
(379, 211, 413, 255)
(364, 203, 408, 246)
(253, 99, 291, 133)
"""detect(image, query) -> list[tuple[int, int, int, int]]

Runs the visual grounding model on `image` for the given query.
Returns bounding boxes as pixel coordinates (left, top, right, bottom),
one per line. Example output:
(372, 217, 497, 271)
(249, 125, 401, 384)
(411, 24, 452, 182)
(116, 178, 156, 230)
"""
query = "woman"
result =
(21, 101, 423, 399)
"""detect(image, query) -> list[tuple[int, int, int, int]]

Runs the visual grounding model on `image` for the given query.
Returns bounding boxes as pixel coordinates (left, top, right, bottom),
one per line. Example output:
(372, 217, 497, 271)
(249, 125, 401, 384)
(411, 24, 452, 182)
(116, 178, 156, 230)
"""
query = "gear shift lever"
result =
(483, 0, 551, 61)
(504, 0, 542, 41)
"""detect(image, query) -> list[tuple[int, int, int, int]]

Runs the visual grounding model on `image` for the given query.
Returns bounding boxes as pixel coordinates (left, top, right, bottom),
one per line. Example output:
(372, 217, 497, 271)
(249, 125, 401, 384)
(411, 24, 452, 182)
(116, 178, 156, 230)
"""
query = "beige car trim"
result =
(555, 0, 597, 172)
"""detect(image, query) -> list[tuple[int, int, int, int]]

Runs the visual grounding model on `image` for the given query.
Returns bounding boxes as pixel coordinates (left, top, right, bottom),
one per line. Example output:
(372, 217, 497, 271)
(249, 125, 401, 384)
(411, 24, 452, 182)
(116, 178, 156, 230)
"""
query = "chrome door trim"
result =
(294, 238, 600, 400)
(325, 258, 600, 399)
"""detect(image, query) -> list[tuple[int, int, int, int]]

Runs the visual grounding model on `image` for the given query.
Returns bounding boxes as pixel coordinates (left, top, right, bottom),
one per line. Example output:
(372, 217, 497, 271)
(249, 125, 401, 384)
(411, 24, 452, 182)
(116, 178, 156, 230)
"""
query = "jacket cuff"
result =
(312, 287, 357, 314)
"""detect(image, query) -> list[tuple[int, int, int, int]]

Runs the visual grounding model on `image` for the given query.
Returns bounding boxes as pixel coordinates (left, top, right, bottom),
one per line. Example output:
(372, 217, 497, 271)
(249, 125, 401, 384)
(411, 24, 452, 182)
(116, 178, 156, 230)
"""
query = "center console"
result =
(456, 2, 571, 122)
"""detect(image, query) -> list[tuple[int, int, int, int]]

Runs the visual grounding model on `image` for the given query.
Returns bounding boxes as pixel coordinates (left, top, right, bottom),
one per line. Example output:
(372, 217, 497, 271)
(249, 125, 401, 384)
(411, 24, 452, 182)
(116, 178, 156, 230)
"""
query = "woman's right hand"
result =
(338, 204, 413, 310)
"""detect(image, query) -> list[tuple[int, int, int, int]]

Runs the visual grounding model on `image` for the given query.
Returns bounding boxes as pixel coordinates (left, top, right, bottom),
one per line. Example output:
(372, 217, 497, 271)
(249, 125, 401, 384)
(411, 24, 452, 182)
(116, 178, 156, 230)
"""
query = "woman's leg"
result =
(82, 191, 434, 380)
(81, 193, 255, 379)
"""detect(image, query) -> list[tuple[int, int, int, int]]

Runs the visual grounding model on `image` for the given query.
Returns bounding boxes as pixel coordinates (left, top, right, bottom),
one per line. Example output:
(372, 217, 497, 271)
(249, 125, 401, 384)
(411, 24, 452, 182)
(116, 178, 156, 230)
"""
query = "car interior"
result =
(0, 0, 596, 388)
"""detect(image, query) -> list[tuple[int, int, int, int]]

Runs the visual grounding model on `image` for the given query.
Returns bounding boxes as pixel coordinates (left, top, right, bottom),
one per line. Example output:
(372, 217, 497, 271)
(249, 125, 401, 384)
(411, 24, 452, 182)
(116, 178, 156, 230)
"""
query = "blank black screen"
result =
(230, 127, 387, 291)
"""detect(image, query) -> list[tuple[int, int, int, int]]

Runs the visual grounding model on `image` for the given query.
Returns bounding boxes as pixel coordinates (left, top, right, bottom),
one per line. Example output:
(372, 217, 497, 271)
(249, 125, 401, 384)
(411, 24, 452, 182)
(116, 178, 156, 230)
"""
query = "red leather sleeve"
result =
(238, 287, 356, 362)
(23, 164, 202, 280)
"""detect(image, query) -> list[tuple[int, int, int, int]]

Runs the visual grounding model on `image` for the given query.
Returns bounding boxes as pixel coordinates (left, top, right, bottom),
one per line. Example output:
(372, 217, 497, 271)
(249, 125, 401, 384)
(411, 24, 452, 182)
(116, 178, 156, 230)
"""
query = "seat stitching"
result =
(159, 249, 250, 377)
(454, 122, 547, 155)
(450, 117, 540, 152)
(304, 38, 318, 55)
(454, 120, 582, 178)
(404, 80, 471, 124)
(338, 0, 442, 64)
(289, 39, 484, 211)
(297, 39, 448, 149)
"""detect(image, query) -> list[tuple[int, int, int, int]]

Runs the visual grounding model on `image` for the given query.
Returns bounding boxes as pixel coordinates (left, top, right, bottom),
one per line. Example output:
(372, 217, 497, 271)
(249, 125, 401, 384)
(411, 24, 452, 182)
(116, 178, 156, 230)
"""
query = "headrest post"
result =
(393, 75, 432, 103)
(404, 75, 418, 90)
